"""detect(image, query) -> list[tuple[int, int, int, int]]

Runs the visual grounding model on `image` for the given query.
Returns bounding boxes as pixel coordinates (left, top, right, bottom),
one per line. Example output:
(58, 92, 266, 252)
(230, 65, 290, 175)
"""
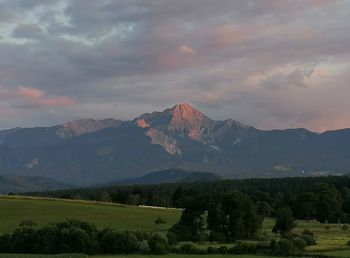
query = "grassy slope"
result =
(92, 255, 273, 258)
(0, 196, 180, 233)
(0, 255, 274, 258)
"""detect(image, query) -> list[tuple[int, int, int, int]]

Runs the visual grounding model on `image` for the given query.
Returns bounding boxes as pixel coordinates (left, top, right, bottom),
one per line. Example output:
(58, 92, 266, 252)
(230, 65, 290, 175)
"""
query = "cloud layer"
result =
(0, 0, 349, 131)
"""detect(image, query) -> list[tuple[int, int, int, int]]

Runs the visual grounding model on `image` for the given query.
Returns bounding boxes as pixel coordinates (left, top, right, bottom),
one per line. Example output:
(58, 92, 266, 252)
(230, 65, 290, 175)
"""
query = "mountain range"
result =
(0, 103, 349, 185)
(0, 175, 70, 194)
(114, 168, 221, 185)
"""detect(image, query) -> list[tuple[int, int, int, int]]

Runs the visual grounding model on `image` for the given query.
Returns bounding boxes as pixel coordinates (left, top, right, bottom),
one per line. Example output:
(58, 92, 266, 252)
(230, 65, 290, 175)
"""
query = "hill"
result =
(0, 103, 350, 185)
(0, 175, 70, 194)
(0, 195, 181, 234)
(115, 168, 221, 185)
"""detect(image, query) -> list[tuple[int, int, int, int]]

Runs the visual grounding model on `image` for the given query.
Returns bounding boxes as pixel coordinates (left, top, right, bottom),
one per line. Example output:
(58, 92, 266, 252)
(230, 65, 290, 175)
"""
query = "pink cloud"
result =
(18, 86, 44, 99)
(36, 96, 74, 107)
(0, 85, 74, 109)
(178, 45, 195, 55)
(156, 45, 197, 68)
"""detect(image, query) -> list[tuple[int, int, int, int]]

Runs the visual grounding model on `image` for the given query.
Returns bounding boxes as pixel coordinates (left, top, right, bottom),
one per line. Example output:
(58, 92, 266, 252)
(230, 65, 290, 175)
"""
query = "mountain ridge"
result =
(0, 103, 349, 185)
(113, 168, 221, 185)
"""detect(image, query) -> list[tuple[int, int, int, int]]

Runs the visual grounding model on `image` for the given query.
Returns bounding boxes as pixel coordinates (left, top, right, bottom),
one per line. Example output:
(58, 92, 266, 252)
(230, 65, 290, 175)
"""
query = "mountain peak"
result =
(172, 103, 194, 112)
(135, 103, 213, 139)
(169, 103, 208, 124)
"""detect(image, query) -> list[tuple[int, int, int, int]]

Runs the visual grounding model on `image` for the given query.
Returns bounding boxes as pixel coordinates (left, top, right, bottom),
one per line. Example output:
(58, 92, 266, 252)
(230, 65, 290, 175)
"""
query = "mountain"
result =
(0, 103, 350, 185)
(0, 175, 70, 194)
(115, 168, 221, 185)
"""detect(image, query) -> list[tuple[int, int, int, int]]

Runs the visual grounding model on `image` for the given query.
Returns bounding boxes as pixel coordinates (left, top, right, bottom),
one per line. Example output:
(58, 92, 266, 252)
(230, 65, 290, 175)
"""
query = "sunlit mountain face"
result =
(0, 103, 349, 185)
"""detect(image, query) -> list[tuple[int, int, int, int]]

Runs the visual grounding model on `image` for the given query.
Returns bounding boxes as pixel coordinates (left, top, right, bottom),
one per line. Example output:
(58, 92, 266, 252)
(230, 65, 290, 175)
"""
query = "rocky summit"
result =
(0, 103, 349, 185)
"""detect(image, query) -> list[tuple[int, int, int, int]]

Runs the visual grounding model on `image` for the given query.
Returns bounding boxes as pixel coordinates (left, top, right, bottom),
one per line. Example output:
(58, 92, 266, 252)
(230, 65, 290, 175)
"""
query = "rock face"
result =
(136, 103, 215, 140)
(58, 118, 122, 138)
(0, 103, 350, 185)
(145, 128, 181, 155)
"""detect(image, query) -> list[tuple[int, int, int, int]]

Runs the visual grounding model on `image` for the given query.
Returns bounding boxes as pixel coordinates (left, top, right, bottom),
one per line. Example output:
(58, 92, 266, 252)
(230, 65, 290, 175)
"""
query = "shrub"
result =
(134, 231, 151, 241)
(293, 238, 307, 251)
(300, 233, 317, 246)
(272, 239, 300, 256)
(99, 229, 139, 254)
(218, 245, 228, 254)
(138, 240, 150, 253)
(179, 243, 200, 254)
(0, 233, 12, 252)
(166, 231, 177, 246)
(148, 233, 169, 254)
(11, 227, 41, 253)
(302, 229, 315, 237)
(230, 242, 257, 254)
(341, 225, 349, 231)
(347, 240, 350, 247)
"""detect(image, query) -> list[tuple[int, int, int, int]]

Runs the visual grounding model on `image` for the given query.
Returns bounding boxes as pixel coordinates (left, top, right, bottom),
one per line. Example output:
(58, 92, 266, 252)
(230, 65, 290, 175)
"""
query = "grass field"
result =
(0, 255, 276, 258)
(0, 255, 87, 258)
(0, 196, 180, 233)
(260, 217, 350, 253)
(92, 255, 274, 258)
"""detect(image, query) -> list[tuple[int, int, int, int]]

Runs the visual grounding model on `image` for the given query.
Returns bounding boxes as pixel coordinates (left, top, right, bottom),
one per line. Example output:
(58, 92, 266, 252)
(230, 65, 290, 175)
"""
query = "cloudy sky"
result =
(0, 0, 349, 131)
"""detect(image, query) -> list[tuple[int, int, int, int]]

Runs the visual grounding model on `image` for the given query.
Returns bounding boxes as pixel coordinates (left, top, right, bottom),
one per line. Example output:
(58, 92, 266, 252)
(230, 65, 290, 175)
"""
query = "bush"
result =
(302, 229, 315, 237)
(11, 227, 41, 253)
(99, 229, 139, 254)
(179, 243, 200, 254)
(293, 238, 307, 251)
(347, 240, 350, 247)
(166, 231, 177, 246)
(300, 233, 317, 246)
(272, 239, 300, 256)
(341, 224, 349, 231)
(0, 233, 12, 252)
(138, 240, 150, 253)
(168, 223, 195, 242)
(148, 233, 169, 254)
(134, 231, 151, 241)
(230, 242, 257, 254)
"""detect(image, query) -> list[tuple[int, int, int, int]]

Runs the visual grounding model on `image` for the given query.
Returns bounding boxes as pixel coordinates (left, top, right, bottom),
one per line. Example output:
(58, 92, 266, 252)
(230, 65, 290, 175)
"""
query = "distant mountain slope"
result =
(0, 175, 71, 194)
(116, 168, 221, 185)
(0, 103, 350, 185)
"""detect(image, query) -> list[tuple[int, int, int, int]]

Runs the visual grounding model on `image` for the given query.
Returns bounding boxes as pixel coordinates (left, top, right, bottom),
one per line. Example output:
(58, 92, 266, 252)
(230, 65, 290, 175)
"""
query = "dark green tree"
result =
(272, 206, 296, 237)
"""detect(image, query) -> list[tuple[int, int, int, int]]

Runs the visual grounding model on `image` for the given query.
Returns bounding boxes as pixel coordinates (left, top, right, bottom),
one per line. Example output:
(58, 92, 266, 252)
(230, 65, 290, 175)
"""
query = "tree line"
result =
(28, 176, 350, 224)
(0, 219, 170, 255)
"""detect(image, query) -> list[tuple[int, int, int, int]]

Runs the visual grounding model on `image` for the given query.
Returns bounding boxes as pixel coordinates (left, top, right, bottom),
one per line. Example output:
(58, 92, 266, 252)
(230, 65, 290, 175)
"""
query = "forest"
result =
(29, 176, 350, 224)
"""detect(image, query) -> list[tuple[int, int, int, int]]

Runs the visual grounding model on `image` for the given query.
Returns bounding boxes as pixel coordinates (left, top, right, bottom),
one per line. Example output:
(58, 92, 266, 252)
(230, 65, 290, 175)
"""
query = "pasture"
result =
(0, 195, 180, 233)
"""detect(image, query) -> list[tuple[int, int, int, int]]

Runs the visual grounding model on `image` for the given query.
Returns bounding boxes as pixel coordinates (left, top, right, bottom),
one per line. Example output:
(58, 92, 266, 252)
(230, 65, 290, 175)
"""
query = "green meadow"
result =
(1, 195, 350, 257)
(0, 255, 275, 258)
(0, 195, 180, 233)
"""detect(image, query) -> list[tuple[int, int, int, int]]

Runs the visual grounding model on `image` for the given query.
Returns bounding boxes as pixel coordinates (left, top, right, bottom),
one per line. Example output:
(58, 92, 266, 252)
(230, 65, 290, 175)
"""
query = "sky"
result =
(0, 0, 349, 132)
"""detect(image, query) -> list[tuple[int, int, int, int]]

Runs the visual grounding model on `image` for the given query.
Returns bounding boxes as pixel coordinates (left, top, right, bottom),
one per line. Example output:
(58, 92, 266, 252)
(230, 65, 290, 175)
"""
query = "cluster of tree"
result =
(27, 176, 350, 224)
(0, 218, 322, 257)
(169, 191, 269, 242)
(0, 219, 170, 255)
(170, 195, 321, 257)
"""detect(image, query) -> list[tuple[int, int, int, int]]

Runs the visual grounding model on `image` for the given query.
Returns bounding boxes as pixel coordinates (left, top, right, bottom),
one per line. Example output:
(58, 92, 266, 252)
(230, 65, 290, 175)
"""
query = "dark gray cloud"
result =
(0, 0, 349, 131)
